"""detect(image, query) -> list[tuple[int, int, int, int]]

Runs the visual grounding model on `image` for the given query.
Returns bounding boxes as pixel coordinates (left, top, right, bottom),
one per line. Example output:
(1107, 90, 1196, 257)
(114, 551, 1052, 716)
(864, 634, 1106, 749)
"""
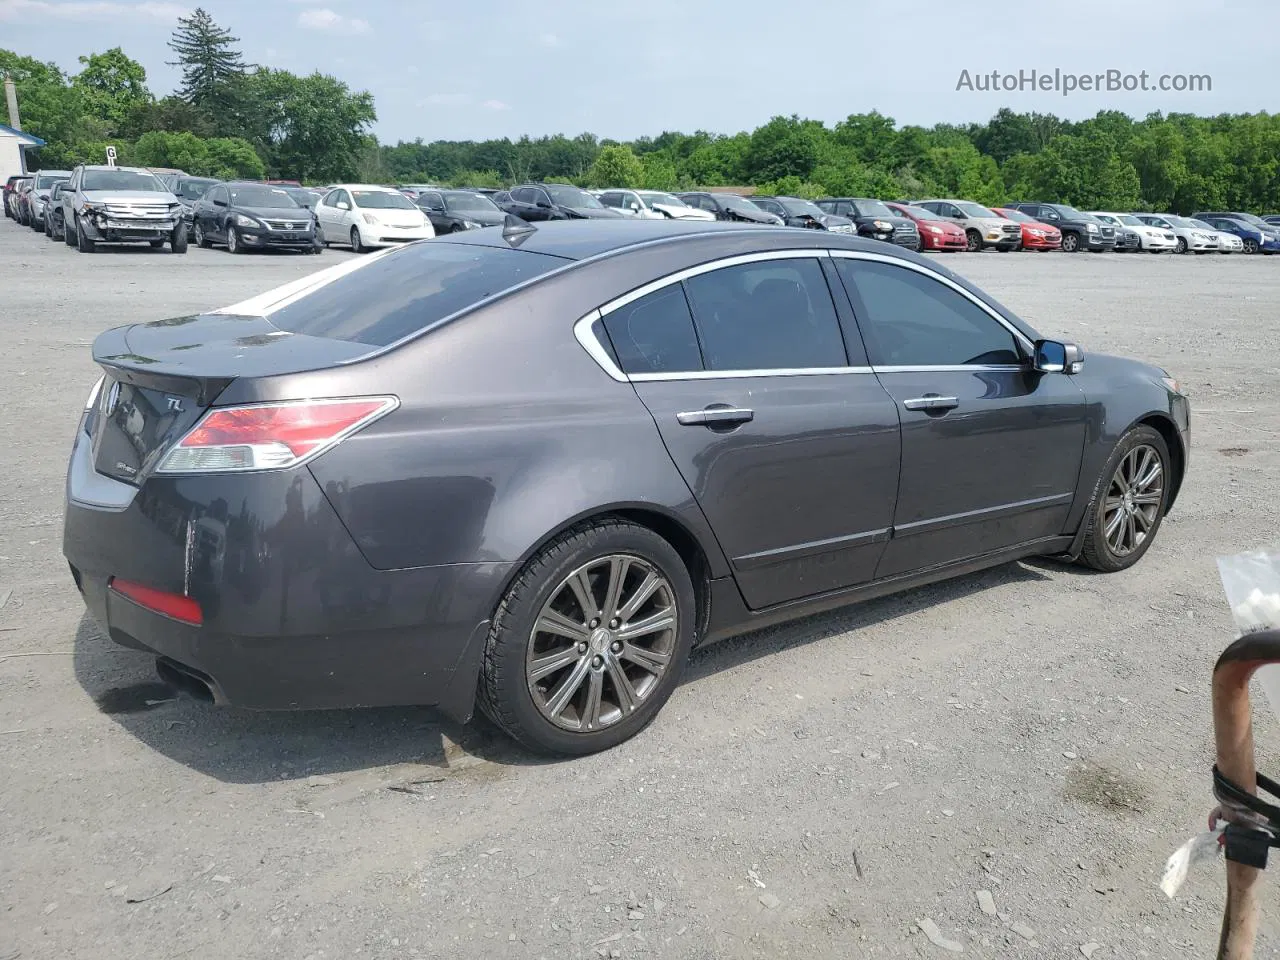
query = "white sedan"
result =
(314, 184, 434, 253)
(596, 189, 716, 221)
(1090, 212, 1177, 252)
(1190, 218, 1244, 253)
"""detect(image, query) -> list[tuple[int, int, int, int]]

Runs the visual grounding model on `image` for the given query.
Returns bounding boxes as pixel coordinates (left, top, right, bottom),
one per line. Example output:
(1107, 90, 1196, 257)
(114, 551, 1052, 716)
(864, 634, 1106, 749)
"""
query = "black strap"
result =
(1213, 765, 1280, 868)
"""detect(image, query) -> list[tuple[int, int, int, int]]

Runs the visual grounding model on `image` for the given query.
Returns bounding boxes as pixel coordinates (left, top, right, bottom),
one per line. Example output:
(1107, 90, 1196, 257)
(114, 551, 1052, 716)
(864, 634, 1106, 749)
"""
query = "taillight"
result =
(155, 396, 397, 474)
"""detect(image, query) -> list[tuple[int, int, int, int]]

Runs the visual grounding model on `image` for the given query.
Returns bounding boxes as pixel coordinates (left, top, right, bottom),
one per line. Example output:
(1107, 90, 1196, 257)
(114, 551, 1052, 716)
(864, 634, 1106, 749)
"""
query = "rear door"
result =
(602, 251, 902, 609)
(833, 254, 1087, 578)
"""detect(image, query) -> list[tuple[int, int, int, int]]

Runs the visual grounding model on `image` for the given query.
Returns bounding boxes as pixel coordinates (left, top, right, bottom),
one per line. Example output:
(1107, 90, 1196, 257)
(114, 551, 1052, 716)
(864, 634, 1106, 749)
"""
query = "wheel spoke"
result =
(1131, 492, 1162, 506)
(581, 669, 605, 730)
(1104, 507, 1125, 541)
(1135, 461, 1163, 493)
(1133, 508, 1154, 533)
(1124, 513, 1138, 553)
(567, 567, 598, 621)
(535, 609, 589, 643)
(601, 556, 629, 622)
(605, 657, 638, 715)
(618, 572, 661, 622)
(529, 645, 583, 683)
(620, 641, 670, 676)
(544, 657, 591, 718)
(617, 609, 676, 642)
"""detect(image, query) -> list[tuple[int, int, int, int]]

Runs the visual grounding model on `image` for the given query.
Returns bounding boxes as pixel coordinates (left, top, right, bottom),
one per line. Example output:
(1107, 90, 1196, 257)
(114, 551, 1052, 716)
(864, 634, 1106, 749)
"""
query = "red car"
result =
(885, 201, 967, 251)
(992, 207, 1062, 251)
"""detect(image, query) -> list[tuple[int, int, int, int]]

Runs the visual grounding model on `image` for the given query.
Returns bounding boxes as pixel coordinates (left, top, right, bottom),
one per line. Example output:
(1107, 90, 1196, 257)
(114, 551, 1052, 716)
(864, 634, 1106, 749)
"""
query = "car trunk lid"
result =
(89, 315, 373, 485)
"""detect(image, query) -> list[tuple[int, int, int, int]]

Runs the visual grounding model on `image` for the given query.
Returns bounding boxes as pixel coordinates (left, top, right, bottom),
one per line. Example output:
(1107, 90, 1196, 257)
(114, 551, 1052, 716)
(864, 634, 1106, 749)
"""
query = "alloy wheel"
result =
(1244, 238, 1259, 255)
(1102, 443, 1164, 558)
(1062, 232, 1079, 252)
(526, 554, 678, 733)
(965, 230, 981, 252)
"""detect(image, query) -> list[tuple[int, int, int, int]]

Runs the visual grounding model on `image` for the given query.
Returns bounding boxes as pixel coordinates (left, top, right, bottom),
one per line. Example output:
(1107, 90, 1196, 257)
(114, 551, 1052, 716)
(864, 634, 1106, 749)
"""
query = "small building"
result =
(0, 122, 45, 182)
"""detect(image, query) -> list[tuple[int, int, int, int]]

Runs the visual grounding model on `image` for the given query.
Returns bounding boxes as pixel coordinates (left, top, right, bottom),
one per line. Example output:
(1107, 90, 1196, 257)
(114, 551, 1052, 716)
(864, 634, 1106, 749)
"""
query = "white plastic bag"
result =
(1217, 547, 1280, 718)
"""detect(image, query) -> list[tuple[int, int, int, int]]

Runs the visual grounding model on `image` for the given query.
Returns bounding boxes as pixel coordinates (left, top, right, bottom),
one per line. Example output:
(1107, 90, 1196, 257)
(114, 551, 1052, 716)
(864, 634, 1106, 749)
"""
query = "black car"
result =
(499, 182, 625, 220)
(415, 189, 506, 233)
(675, 192, 783, 225)
(169, 176, 220, 225)
(63, 220, 1189, 756)
(750, 196, 857, 234)
(816, 197, 921, 249)
(190, 181, 321, 254)
(1010, 202, 1116, 252)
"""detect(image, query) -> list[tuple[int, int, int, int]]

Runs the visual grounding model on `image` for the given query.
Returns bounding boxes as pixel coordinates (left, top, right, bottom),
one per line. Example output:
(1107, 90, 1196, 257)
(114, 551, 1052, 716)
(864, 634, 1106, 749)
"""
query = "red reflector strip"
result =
(109, 578, 203, 626)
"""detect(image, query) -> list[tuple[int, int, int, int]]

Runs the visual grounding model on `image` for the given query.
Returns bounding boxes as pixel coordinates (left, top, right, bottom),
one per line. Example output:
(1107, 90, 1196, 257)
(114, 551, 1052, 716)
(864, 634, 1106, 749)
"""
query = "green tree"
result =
(73, 48, 152, 132)
(745, 115, 821, 183)
(203, 137, 265, 179)
(588, 144, 643, 187)
(449, 169, 504, 189)
(166, 8, 247, 113)
(638, 152, 679, 190)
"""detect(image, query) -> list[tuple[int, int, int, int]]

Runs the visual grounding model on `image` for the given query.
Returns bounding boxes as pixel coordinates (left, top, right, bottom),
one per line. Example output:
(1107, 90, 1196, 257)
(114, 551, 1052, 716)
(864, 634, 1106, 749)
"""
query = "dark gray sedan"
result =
(63, 220, 1189, 755)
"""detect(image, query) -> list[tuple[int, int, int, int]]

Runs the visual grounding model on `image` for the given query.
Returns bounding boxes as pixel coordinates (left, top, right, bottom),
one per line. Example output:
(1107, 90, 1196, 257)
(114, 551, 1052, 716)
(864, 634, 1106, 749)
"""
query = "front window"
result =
(444, 192, 500, 214)
(1118, 215, 1144, 226)
(851, 199, 896, 219)
(1053, 205, 1092, 221)
(719, 194, 765, 215)
(177, 178, 219, 201)
(996, 208, 1037, 223)
(82, 169, 166, 192)
(351, 189, 418, 210)
(228, 185, 300, 207)
(638, 191, 689, 208)
(35, 173, 67, 189)
(1232, 212, 1267, 226)
(545, 184, 603, 209)
(955, 201, 998, 219)
(778, 198, 829, 218)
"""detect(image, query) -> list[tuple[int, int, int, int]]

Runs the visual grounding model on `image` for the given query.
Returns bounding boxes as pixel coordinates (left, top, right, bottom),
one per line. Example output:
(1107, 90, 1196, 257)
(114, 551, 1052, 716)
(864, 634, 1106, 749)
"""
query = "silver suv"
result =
(62, 165, 187, 253)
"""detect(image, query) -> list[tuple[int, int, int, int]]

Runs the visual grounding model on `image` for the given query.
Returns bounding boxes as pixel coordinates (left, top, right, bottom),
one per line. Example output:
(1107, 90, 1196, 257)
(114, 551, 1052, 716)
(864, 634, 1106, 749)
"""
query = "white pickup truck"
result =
(62, 165, 188, 253)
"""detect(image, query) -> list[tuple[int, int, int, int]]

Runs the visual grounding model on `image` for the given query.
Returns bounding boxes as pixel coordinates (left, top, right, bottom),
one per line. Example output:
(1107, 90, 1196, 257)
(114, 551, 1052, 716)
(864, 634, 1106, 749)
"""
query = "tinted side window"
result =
(599, 192, 622, 207)
(601, 285, 703, 375)
(267, 244, 567, 347)
(683, 259, 847, 371)
(837, 259, 1021, 367)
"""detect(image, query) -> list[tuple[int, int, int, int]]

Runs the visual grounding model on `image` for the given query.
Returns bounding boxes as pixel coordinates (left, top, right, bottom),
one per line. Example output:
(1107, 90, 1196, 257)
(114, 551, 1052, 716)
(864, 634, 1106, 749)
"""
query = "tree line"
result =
(5, 7, 1280, 213)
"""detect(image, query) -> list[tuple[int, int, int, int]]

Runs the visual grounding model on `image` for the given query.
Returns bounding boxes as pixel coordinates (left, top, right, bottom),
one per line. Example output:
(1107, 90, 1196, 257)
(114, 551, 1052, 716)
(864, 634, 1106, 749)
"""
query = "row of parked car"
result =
(7, 167, 1280, 260)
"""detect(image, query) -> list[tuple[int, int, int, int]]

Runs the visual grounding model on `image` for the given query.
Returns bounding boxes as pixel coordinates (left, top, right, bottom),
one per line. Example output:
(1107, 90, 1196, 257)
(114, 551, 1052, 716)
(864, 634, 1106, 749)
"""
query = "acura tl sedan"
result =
(63, 221, 1190, 756)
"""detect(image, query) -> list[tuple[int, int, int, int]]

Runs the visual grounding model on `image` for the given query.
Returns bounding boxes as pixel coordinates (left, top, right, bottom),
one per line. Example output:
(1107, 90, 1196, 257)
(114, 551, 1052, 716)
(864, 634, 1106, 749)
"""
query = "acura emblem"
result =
(103, 381, 121, 416)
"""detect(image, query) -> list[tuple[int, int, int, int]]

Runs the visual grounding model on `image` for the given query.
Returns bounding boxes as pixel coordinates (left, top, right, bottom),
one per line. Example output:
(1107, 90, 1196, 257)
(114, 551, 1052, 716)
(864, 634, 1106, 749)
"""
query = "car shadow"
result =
(73, 561, 1050, 785)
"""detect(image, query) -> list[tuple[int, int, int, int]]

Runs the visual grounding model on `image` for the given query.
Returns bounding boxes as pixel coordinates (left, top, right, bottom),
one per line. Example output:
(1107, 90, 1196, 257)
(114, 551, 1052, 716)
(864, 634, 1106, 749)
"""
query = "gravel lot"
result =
(2, 221, 1279, 959)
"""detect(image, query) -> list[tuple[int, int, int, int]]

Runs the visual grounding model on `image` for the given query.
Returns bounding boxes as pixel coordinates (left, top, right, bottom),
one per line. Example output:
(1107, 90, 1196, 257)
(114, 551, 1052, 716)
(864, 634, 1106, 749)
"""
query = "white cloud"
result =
(481, 99, 511, 111)
(0, 0, 187, 21)
(420, 93, 471, 107)
(538, 32, 560, 46)
(297, 7, 370, 33)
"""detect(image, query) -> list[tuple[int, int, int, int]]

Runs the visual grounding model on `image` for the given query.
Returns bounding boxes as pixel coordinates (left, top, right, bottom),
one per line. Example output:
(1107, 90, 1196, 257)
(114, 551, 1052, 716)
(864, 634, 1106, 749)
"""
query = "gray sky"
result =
(1, 0, 1273, 143)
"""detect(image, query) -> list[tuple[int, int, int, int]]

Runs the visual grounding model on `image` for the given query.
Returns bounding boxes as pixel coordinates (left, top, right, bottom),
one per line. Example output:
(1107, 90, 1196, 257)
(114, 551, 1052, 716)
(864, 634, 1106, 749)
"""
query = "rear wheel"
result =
(1078, 426, 1171, 573)
(194, 222, 211, 248)
(478, 519, 697, 755)
(965, 229, 982, 252)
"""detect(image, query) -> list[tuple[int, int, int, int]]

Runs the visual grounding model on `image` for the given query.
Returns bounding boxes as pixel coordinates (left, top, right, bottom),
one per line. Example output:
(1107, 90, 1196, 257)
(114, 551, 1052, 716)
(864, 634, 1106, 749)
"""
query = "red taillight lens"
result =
(109, 578, 203, 625)
(156, 396, 397, 474)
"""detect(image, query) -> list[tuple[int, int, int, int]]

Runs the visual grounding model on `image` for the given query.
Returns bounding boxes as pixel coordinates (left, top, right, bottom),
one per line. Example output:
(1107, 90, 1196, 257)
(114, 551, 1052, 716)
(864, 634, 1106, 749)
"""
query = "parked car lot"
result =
(2, 213, 1273, 957)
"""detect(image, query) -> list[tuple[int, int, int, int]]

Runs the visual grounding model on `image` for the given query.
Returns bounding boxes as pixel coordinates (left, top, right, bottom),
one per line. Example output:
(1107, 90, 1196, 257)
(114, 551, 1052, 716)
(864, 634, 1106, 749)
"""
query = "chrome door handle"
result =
(677, 407, 754, 426)
(902, 396, 959, 412)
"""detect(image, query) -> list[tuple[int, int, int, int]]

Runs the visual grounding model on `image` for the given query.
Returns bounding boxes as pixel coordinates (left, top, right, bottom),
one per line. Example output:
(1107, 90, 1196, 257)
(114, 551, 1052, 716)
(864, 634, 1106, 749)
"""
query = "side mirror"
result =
(536, 199, 552, 209)
(1033, 339, 1083, 374)
(629, 201, 641, 212)
(336, 201, 350, 211)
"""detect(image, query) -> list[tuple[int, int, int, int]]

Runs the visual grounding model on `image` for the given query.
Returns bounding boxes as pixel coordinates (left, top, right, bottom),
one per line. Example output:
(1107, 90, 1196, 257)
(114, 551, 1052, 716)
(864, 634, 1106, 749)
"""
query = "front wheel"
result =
(351, 225, 368, 253)
(170, 224, 188, 254)
(1061, 232, 1080, 253)
(478, 519, 697, 755)
(226, 228, 243, 254)
(1077, 426, 1171, 573)
(1243, 238, 1259, 255)
(194, 222, 211, 248)
(1175, 237, 1188, 254)
(75, 218, 95, 253)
(965, 230, 982, 252)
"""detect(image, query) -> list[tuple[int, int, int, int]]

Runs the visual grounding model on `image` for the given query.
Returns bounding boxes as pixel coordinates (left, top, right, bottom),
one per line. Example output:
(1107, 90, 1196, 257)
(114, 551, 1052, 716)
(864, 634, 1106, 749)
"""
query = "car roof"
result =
(329, 183, 402, 192)
(439, 218, 905, 261)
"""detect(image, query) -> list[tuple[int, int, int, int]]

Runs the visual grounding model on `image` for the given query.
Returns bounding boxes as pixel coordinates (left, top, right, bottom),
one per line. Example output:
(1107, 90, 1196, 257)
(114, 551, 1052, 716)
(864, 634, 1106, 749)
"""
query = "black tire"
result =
(30, 216, 42, 232)
(478, 518, 697, 755)
(351, 225, 368, 253)
(1175, 237, 1188, 254)
(965, 229, 982, 252)
(227, 228, 244, 254)
(64, 217, 76, 246)
(44, 216, 52, 238)
(170, 225, 188, 253)
(194, 222, 211, 248)
(1061, 231, 1080, 253)
(1243, 238, 1259, 255)
(76, 218, 95, 253)
(1077, 425, 1172, 573)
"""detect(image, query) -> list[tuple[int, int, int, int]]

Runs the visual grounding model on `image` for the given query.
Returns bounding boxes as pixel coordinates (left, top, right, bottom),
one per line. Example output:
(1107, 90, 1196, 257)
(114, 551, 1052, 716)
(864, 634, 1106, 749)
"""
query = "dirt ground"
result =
(2, 221, 1278, 959)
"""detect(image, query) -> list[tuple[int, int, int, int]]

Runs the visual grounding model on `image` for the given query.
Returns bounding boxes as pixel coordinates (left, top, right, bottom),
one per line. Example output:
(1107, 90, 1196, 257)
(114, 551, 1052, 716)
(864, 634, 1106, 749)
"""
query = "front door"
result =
(832, 255, 1087, 577)
(600, 253, 902, 609)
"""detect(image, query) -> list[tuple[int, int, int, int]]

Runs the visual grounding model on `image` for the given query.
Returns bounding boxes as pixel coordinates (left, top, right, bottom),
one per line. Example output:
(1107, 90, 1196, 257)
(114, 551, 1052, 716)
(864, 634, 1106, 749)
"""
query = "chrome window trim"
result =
(572, 309, 628, 382)
(632, 367, 874, 382)
(871, 364, 1025, 374)
(827, 248, 1035, 354)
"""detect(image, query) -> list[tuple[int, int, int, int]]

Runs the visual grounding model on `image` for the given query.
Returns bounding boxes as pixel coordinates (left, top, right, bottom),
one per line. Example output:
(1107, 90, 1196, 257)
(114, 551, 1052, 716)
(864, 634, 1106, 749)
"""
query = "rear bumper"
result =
(62, 427, 511, 715)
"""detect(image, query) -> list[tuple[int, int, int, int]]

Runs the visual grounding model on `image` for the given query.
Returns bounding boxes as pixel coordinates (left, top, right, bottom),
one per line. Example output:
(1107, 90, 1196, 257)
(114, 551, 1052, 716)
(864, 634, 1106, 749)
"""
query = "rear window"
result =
(266, 242, 568, 347)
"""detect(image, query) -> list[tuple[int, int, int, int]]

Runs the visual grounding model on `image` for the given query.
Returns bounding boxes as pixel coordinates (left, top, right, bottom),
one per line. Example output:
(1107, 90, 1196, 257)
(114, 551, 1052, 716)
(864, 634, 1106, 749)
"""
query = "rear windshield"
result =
(266, 242, 569, 347)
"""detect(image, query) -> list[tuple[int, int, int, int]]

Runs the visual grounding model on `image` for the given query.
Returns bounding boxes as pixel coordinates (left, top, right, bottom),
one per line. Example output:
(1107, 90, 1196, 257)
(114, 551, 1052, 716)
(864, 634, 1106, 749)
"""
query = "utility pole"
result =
(3, 75, 20, 131)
